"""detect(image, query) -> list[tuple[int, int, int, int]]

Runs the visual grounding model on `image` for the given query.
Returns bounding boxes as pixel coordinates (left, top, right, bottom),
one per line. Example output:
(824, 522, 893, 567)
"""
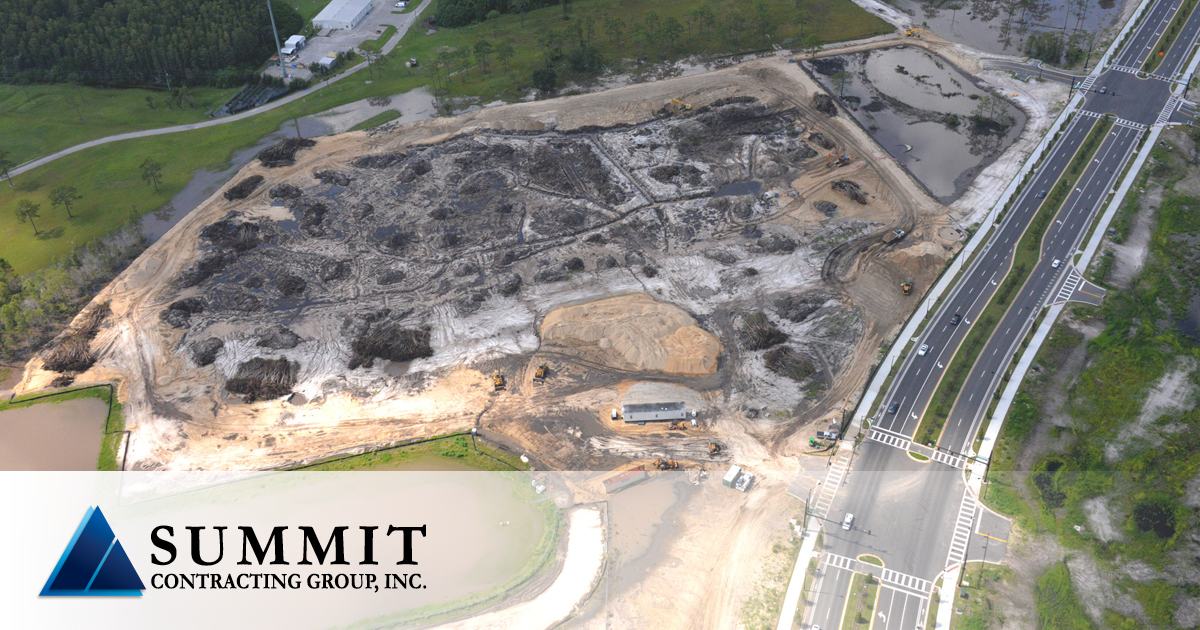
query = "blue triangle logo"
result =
(41, 507, 145, 597)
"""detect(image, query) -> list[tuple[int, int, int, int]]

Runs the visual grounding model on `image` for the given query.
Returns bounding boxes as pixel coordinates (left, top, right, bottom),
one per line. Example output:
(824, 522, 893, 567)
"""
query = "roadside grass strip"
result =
(913, 116, 1115, 446)
(1143, 0, 1200, 72)
(840, 572, 880, 630)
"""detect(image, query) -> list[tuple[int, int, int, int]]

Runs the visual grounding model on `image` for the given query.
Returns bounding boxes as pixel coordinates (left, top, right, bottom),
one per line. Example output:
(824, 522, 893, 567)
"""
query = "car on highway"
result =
(1052, 259, 1062, 268)
(918, 343, 930, 356)
(887, 401, 900, 414)
(1100, 86, 1108, 94)
(1036, 190, 1046, 198)
(950, 313, 962, 325)
(842, 513, 854, 530)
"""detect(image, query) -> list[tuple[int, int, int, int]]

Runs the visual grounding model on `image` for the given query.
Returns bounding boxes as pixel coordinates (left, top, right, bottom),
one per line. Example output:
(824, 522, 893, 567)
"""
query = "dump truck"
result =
(534, 361, 547, 382)
(883, 229, 906, 244)
(653, 458, 679, 470)
(492, 370, 505, 391)
(901, 280, 914, 295)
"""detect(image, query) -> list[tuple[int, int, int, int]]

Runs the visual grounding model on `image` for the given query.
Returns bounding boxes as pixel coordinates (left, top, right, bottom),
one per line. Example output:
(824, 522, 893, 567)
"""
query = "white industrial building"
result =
(312, 0, 373, 30)
(621, 402, 687, 423)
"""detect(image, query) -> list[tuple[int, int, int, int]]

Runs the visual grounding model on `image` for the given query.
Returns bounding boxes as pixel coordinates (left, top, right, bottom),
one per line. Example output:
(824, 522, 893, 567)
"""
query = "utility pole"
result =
(267, 0, 288, 79)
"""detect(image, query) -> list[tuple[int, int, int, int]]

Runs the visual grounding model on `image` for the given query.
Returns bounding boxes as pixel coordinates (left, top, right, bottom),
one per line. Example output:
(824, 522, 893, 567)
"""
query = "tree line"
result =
(435, 0, 561, 29)
(0, 0, 302, 87)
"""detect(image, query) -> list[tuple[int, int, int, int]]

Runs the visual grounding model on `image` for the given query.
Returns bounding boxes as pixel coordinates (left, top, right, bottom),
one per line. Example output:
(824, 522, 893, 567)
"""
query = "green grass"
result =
(0, 384, 126, 470)
(953, 563, 1014, 630)
(840, 572, 879, 630)
(858, 554, 883, 566)
(393, 1, 421, 14)
(914, 116, 1114, 446)
(293, 434, 526, 471)
(740, 536, 802, 630)
(361, 25, 398, 53)
(1143, 0, 1199, 72)
(293, 0, 334, 22)
(1132, 580, 1177, 627)
(0, 83, 239, 166)
(349, 109, 404, 131)
(1, 0, 888, 277)
(1034, 564, 1098, 630)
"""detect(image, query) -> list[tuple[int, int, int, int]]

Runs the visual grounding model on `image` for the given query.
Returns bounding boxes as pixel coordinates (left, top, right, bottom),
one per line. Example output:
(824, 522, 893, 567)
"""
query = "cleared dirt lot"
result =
(17, 57, 953, 472)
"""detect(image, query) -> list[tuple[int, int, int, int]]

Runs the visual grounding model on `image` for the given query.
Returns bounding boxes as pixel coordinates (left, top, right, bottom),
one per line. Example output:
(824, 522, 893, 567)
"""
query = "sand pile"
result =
(886, 240, 947, 276)
(540, 293, 721, 375)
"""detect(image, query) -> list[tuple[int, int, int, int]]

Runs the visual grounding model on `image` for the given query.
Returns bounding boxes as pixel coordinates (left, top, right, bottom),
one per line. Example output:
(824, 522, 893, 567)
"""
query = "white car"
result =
(918, 343, 929, 356)
(1052, 258, 1062, 269)
(842, 513, 854, 531)
(394, 1, 407, 7)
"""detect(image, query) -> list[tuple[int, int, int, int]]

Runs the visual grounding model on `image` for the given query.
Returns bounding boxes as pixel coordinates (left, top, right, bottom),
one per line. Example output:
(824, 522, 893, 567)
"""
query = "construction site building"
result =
(621, 401, 688, 423)
(603, 467, 649, 494)
(313, 0, 372, 30)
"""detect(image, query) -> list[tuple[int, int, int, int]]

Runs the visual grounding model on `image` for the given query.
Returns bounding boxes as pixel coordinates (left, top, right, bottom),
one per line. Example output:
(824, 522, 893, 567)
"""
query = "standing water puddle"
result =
(0, 398, 108, 470)
(892, 0, 1124, 55)
(807, 47, 1026, 203)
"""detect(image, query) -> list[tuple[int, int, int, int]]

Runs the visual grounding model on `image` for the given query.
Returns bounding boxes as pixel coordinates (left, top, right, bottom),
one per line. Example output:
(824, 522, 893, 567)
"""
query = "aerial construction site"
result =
(15, 56, 998, 472)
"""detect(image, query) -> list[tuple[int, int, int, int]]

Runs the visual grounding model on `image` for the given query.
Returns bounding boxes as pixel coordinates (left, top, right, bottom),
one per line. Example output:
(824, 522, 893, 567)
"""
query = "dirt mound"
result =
(885, 241, 947, 277)
(539, 293, 721, 375)
(256, 326, 303, 349)
(159, 297, 205, 328)
(739, 311, 788, 350)
(191, 337, 224, 367)
(224, 175, 264, 201)
(349, 324, 433, 369)
(775, 293, 831, 323)
(351, 152, 407, 169)
(257, 137, 316, 168)
(313, 170, 352, 186)
(809, 132, 835, 150)
(764, 346, 816, 381)
(269, 183, 303, 199)
(812, 93, 837, 116)
(226, 357, 297, 402)
(833, 179, 868, 204)
(814, 200, 839, 217)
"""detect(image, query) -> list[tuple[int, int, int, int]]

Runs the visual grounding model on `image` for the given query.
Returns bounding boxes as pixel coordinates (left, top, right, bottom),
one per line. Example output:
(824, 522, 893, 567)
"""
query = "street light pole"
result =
(266, 0, 288, 80)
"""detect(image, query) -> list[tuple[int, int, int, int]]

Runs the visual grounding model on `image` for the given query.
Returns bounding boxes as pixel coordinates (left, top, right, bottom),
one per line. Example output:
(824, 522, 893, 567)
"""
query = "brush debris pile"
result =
(833, 179, 869, 204)
(224, 175, 264, 201)
(226, 357, 298, 401)
(42, 302, 111, 373)
(257, 138, 316, 168)
(739, 311, 789, 350)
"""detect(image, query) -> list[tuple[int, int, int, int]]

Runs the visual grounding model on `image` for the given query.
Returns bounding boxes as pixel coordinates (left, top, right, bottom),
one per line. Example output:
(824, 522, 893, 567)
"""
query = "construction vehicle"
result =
(904, 28, 923, 38)
(492, 370, 505, 391)
(901, 280, 914, 295)
(669, 421, 689, 431)
(670, 98, 692, 112)
(825, 152, 852, 168)
(534, 361, 547, 382)
(653, 458, 680, 470)
(709, 440, 722, 455)
(883, 229, 906, 244)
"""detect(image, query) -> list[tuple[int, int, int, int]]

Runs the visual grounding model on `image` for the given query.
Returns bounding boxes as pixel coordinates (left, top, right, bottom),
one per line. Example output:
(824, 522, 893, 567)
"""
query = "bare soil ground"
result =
(16, 57, 950, 473)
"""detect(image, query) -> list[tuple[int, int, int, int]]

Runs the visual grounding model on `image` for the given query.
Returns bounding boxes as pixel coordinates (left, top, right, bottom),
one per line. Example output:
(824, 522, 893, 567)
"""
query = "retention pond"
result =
(0, 397, 107, 470)
(807, 47, 1026, 203)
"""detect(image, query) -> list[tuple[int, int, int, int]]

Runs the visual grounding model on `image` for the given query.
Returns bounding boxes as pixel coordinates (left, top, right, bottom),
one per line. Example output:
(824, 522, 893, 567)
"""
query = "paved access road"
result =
(801, 0, 1200, 627)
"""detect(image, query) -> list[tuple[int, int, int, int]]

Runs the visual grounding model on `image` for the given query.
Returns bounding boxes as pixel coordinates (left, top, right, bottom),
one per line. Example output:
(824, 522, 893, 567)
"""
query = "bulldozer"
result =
(492, 370, 506, 391)
(904, 27, 923, 37)
(901, 280, 914, 295)
(653, 458, 680, 470)
(534, 361, 547, 382)
(669, 421, 689, 431)
(709, 440, 722, 455)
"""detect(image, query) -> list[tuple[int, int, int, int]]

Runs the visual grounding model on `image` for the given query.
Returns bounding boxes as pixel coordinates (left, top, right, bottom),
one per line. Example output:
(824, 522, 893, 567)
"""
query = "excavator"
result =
(709, 440, 722, 455)
(534, 361, 547, 382)
(670, 98, 692, 112)
(901, 280, 914, 295)
(825, 152, 852, 168)
(904, 28, 923, 37)
(653, 459, 680, 470)
(669, 421, 689, 431)
(492, 370, 506, 391)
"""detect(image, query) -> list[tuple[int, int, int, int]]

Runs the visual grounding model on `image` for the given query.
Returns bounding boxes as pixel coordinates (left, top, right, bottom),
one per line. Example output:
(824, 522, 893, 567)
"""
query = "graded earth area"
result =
(17, 58, 962, 472)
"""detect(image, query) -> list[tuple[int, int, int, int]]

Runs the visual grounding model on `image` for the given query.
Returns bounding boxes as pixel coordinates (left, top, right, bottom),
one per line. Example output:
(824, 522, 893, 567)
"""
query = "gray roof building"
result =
(622, 401, 687, 423)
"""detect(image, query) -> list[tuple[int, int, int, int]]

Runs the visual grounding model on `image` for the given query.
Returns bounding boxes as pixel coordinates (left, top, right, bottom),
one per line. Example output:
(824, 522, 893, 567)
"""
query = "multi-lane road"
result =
(801, 1, 1200, 628)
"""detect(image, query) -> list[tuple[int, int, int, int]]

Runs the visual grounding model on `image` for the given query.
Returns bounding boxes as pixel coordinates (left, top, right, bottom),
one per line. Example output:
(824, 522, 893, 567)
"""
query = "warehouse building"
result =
(313, 0, 373, 30)
(621, 401, 687, 423)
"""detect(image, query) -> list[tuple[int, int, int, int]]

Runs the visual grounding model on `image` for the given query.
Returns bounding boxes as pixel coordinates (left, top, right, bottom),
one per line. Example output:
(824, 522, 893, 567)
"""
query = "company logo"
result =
(41, 506, 145, 597)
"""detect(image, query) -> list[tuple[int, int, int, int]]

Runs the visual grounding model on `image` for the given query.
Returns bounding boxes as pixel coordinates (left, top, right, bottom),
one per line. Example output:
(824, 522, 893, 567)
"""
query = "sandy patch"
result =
(540, 293, 721, 376)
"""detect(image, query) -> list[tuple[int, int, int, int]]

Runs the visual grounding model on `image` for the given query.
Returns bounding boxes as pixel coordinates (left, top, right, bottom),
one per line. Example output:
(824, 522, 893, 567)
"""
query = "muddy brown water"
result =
(807, 47, 1026, 203)
(894, 0, 1124, 56)
(0, 398, 108, 470)
(607, 473, 692, 586)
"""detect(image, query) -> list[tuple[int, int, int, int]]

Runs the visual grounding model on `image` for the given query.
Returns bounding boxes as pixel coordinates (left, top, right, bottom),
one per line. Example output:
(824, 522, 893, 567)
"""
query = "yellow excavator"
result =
(669, 421, 689, 431)
(901, 280, 914, 295)
(653, 459, 680, 470)
(493, 370, 506, 391)
(709, 440, 722, 455)
(670, 98, 692, 112)
(904, 28, 923, 38)
(826, 152, 852, 168)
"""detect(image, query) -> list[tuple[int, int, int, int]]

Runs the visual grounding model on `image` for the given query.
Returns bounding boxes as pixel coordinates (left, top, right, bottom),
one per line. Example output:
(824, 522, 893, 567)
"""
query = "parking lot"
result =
(265, 0, 424, 80)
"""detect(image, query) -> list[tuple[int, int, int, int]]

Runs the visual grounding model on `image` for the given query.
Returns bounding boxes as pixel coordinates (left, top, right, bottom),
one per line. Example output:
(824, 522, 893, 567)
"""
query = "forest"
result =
(0, 0, 302, 87)
(435, 0, 559, 28)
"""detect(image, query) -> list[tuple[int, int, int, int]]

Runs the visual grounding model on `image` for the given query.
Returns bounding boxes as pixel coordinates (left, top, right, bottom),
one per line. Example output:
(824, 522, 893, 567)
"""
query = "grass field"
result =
(361, 24, 399, 53)
(840, 572, 879, 630)
(349, 109, 403, 130)
(1, 0, 889, 276)
(0, 83, 239, 166)
(293, 0, 334, 22)
(293, 434, 526, 471)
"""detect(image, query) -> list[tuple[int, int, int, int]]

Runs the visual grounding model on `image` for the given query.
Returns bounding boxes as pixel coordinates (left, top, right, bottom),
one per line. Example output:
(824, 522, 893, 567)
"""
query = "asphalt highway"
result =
(801, 0, 1200, 627)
